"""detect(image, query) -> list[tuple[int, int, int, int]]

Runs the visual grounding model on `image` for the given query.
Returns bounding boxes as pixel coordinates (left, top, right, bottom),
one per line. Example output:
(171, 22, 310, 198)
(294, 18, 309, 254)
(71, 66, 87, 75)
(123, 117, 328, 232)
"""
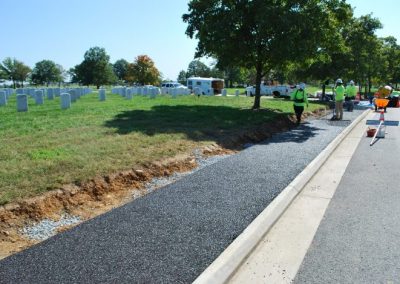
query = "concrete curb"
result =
(194, 109, 371, 284)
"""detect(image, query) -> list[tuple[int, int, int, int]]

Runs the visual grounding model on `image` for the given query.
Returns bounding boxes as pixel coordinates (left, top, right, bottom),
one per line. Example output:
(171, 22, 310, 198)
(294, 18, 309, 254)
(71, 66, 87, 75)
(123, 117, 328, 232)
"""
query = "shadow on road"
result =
(260, 122, 324, 144)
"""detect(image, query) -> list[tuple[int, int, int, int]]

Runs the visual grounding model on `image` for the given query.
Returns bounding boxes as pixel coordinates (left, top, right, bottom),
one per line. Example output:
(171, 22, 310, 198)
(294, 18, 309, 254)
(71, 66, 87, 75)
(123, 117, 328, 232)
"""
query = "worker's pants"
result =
(345, 98, 354, 112)
(335, 100, 344, 120)
(294, 105, 304, 123)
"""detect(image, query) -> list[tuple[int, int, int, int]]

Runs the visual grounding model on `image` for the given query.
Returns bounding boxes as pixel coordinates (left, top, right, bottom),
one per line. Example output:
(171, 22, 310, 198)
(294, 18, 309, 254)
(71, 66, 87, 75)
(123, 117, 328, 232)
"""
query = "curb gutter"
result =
(194, 109, 371, 284)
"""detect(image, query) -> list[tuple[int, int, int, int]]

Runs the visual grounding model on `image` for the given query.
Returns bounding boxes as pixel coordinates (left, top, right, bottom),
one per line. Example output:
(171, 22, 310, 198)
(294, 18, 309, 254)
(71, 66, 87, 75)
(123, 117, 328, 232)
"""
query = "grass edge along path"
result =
(0, 92, 325, 205)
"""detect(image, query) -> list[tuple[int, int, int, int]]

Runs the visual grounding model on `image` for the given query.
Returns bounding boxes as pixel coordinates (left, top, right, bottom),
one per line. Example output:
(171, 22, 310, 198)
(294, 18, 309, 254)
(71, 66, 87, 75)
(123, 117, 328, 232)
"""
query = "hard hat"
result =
(336, 78, 343, 84)
(349, 80, 354, 85)
(299, 83, 306, 90)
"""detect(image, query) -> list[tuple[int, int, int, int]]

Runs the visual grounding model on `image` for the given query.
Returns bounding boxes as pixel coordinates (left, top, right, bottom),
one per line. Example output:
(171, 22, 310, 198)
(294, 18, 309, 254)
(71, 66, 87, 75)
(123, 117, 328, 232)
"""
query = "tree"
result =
(0, 57, 31, 88)
(125, 55, 161, 85)
(381, 36, 400, 88)
(74, 47, 116, 88)
(346, 15, 383, 95)
(113, 59, 129, 82)
(183, 0, 352, 109)
(177, 70, 187, 85)
(186, 60, 211, 77)
(30, 60, 63, 86)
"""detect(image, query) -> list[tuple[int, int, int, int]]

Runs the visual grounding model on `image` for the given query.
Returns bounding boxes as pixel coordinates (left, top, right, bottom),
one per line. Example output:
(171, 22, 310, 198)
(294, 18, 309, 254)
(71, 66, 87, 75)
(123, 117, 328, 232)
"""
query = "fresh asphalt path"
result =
(295, 108, 400, 283)
(0, 109, 363, 284)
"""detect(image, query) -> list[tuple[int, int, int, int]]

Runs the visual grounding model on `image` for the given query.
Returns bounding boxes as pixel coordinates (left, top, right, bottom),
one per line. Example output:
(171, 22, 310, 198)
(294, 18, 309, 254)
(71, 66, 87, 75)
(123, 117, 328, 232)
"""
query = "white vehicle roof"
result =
(187, 77, 224, 81)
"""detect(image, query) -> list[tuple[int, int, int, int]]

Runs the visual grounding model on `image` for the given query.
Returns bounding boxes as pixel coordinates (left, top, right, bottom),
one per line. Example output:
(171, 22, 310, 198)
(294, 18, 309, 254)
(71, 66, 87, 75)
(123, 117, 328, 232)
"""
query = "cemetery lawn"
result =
(0, 93, 324, 205)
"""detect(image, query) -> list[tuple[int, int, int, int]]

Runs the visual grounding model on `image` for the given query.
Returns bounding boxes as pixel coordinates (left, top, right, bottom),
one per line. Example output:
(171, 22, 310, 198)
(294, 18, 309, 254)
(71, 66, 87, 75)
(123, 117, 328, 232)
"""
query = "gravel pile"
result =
(21, 215, 81, 241)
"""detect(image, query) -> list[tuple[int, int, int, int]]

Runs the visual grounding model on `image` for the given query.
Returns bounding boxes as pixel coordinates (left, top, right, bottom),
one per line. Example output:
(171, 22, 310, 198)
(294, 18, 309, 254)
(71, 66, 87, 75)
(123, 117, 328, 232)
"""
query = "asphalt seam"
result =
(193, 108, 371, 284)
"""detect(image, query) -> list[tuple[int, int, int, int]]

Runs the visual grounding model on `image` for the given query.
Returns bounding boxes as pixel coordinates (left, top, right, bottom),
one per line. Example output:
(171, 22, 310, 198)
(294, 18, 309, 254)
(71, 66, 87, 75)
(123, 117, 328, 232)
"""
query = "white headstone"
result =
(0, 91, 7, 106)
(137, 87, 143, 96)
(69, 89, 77, 102)
(17, 94, 28, 112)
(171, 88, 177, 98)
(60, 93, 71, 109)
(35, 90, 44, 105)
(16, 89, 24, 95)
(222, 89, 227, 96)
(126, 88, 133, 100)
(47, 88, 54, 100)
(149, 88, 156, 99)
(99, 88, 106, 101)
(235, 89, 240, 97)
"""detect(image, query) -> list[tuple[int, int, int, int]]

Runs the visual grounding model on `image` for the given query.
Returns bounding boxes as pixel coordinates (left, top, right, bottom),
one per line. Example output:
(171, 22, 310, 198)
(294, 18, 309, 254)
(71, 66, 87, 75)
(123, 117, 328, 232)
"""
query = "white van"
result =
(187, 77, 224, 95)
(161, 82, 184, 88)
(245, 84, 292, 98)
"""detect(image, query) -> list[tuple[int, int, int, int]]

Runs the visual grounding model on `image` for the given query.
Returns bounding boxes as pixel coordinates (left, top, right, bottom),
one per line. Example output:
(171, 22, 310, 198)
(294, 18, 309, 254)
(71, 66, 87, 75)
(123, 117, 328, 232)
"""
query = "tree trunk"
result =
(368, 75, 372, 95)
(252, 64, 263, 109)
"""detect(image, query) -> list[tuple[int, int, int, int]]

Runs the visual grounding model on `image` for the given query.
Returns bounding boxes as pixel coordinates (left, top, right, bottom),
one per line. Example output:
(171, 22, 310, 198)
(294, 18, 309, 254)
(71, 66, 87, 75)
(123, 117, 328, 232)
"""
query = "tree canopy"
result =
(183, 0, 354, 108)
(73, 47, 116, 88)
(125, 55, 161, 85)
(113, 59, 129, 82)
(0, 57, 31, 88)
(30, 60, 63, 86)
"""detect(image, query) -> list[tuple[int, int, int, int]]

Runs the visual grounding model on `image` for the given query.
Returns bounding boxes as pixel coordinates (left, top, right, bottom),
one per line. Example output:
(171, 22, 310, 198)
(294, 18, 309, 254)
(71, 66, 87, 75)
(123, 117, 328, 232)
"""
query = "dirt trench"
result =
(0, 108, 328, 259)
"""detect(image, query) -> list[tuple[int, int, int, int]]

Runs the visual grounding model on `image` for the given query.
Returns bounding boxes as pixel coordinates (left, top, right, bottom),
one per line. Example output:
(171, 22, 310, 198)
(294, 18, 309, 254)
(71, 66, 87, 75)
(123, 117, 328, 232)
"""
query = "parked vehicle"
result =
(187, 77, 224, 95)
(245, 84, 292, 98)
(161, 82, 184, 88)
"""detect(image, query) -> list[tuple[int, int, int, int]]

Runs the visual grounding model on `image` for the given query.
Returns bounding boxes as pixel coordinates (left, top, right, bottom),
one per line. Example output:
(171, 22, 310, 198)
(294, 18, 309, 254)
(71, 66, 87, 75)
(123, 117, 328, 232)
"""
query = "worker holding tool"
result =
(291, 83, 309, 125)
(334, 78, 345, 120)
(345, 80, 357, 112)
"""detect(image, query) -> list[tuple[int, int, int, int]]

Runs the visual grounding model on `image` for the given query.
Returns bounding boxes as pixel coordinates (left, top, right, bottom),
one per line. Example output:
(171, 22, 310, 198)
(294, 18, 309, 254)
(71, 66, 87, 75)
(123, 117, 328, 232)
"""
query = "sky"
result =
(1, 0, 399, 81)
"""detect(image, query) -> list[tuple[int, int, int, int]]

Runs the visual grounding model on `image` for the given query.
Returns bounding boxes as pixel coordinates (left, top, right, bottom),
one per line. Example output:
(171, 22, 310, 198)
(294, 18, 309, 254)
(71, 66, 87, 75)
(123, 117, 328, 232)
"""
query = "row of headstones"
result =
(0, 88, 14, 99)
(0, 88, 92, 111)
(111, 86, 191, 99)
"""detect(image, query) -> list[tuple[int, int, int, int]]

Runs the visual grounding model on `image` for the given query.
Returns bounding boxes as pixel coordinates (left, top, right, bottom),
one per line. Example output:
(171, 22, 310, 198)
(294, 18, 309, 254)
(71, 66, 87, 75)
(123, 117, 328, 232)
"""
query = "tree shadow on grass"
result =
(104, 104, 322, 145)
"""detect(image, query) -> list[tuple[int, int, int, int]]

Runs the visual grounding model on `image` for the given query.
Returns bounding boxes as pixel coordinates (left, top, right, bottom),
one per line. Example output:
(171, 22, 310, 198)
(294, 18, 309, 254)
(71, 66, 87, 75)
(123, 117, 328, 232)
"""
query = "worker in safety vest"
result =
(291, 83, 309, 125)
(334, 78, 345, 120)
(345, 80, 357, 112)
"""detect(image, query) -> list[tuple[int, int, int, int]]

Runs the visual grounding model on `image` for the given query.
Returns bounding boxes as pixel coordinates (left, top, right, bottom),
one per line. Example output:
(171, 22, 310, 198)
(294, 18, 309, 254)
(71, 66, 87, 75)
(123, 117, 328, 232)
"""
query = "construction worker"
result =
(334, 79, 345, 120)
(345, 80, 357, 112)
(291, 83, 309, 125)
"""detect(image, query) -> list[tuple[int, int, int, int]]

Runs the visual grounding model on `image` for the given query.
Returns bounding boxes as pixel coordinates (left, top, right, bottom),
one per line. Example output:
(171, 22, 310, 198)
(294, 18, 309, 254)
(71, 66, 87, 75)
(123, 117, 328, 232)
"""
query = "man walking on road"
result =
(345, 80, 357, 112)
(334, 79, 345, 120)
(291, 83, 309, 125)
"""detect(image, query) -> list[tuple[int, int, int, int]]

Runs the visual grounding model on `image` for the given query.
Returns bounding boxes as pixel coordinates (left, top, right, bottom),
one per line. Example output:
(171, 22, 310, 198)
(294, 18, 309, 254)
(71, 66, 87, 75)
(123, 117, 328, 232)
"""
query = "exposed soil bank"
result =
(0, 108, 327, 259)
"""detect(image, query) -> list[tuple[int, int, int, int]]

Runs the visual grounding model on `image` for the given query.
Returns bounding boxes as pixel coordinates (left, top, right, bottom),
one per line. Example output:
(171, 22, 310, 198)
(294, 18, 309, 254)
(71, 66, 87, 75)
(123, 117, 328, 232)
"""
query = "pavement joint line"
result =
(193, 108, 371, 284)
(302, 193, 332, 200)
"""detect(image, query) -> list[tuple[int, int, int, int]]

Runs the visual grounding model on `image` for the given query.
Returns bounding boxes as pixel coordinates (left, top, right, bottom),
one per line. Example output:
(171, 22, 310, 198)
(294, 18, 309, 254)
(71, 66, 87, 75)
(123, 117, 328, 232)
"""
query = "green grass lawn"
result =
(0, 92, 324, 205)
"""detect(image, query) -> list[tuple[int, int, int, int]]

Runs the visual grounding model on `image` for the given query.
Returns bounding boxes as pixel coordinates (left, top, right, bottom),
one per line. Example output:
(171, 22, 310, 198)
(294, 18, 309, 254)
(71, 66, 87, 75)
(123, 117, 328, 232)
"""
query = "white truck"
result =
(245, 84, 293, 98)
(187, 77, 224, 95)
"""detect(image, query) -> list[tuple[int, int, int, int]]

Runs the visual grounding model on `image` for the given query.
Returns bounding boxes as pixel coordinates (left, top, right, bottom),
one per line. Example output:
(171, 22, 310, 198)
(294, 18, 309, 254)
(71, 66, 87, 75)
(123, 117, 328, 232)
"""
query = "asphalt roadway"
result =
(0, 109, 364, 284)
(295, 108, 400, 283)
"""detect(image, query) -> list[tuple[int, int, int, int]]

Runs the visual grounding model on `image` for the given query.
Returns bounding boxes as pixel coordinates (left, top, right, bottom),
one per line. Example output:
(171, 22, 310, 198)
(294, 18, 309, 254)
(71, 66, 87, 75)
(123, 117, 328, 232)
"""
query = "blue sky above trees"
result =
(1, 0, 398, 80)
